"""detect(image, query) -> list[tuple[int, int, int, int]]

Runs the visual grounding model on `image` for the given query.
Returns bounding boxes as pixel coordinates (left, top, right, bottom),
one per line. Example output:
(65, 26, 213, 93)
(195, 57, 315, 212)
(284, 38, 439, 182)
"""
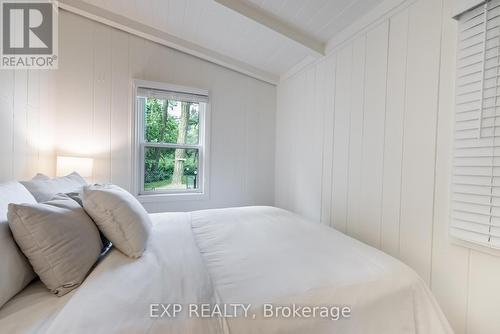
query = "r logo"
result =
(2, 2, 53, 54)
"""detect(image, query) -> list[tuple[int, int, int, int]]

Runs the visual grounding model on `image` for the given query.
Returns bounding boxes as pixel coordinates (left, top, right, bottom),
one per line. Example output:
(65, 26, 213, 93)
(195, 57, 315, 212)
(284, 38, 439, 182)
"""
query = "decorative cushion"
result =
(8, 194, 102, 296)
(20, 172, 87, 202)
(66, 192, 113, 256)
(83, 184, 152, 258)
(0, 182, 37, 308)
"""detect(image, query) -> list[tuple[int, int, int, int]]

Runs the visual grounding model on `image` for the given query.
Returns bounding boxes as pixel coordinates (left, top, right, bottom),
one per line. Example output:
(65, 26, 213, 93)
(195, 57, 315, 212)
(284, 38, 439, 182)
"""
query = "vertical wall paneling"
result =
(241, 77, 252, 204)
(244, 77, 257, 204)
(275, 80, 293, 210)
(346, 36, 366, 239)
(0, 71, 14, 181)
(331, 46, 352, 232)
(430, 0, 469, 331)
(380, 9, 409, 257)
(128, 36, 148, 81)
(143, 42, 174, 83)
(276, 64, 322, 220)
(245, 78, 276, 205)
(169, 47, 204, 88)
(207, 68, 247, 208)
(92, 23, 112, 183)
(38, 70, 56, 176)
(358, 21, 389, 248)
(110, 29, 131, 190)
(398, 0, 443, 284)
(287, 71, 303, 214)
(467, 251, 500, 333)
(318, 56, 336, 226)
(300, 67, 323, 221)
(0, 68, 55, 182)
(55, 13, 93, 163)
(12, 70, 29, 180)
(26, 70, 40, 177)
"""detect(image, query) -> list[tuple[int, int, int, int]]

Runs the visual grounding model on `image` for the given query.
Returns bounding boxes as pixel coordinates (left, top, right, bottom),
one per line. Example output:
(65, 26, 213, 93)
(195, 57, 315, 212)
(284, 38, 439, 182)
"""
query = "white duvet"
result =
(0, 206, 452, 334)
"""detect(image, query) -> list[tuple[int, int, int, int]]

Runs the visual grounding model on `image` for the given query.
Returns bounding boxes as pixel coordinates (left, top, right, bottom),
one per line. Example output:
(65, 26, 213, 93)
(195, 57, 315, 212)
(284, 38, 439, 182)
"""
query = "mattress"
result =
(0, 206, 452, 333)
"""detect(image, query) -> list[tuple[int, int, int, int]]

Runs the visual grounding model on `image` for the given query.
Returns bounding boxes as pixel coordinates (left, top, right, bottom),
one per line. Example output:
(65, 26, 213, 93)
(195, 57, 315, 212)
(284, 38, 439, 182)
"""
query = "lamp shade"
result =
(56, 156, 93, 178)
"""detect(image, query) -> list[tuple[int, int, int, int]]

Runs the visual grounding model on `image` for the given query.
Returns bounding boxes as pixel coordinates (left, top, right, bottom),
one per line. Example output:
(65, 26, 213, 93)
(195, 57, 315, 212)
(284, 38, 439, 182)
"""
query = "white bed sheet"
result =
(0, 281, 72, 334)
(0, 206, 452, 334)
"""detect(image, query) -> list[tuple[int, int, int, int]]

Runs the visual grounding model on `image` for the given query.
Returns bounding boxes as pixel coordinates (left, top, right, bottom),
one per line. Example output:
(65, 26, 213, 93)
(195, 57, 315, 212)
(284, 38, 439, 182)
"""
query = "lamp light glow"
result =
(56, 156, 93, 178)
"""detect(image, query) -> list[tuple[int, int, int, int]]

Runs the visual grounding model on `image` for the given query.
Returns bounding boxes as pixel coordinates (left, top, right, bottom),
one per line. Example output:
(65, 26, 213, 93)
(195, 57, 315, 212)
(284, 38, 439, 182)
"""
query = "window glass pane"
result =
(144, 147, 199, 191)
(144, 97, 200, 145)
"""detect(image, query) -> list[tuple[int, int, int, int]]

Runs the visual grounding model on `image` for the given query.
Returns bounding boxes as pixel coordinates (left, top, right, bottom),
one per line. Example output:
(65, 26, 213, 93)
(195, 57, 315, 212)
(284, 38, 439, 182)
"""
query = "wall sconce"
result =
(56, 156, 94, 178)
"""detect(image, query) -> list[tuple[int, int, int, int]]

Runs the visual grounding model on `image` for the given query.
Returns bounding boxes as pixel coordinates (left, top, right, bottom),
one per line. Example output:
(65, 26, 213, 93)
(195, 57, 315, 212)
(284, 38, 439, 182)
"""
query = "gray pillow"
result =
(83, 184, 152, 258)
(8, 194, 102, 296)
(20, 172, 87, 202)
(0, 182, 37, 308)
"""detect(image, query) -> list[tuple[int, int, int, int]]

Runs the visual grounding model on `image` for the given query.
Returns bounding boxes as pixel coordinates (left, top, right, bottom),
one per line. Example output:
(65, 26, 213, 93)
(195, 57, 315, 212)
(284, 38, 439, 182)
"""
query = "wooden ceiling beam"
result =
(214, 0, 325, 56)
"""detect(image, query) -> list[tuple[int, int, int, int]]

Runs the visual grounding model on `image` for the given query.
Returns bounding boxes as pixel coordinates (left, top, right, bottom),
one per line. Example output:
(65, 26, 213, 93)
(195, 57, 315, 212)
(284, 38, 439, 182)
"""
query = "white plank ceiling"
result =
(79, 0, 384, 79)
(243, 0, 384, 43)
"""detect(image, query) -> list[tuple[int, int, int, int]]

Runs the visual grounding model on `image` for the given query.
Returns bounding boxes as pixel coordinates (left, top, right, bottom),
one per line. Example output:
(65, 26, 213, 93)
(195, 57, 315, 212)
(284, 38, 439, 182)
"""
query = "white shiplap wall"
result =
(0, 70, 56, 182)
(55, 10, 276, 212)
(275, 0, 500, 333)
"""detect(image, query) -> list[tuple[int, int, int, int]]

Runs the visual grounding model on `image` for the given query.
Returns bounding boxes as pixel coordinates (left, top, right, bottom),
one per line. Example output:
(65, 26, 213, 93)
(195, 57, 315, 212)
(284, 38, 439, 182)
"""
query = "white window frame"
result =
(132, 79, 210, 203)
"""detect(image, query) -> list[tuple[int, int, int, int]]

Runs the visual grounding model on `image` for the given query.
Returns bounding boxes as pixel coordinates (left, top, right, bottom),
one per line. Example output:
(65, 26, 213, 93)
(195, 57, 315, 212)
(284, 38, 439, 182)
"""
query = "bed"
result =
(0, 206, 452, 334)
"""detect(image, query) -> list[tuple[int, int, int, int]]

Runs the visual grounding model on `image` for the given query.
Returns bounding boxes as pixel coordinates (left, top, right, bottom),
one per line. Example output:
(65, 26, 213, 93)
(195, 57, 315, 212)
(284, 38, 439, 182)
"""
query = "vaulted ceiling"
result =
(241, 0, 384, 44)
(75, 0, 385, 81)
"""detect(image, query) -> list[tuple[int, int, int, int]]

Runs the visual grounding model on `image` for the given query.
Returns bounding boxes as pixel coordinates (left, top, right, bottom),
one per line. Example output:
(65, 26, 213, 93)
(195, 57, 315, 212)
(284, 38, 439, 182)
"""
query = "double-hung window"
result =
(451, 0, 500, 249)
(133, 80, 209, 200)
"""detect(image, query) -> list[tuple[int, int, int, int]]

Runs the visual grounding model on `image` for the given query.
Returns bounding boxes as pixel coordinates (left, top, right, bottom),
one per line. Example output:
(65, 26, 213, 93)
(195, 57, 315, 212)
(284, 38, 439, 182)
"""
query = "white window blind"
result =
(452, 0, 500, 248)
(137, 87, 209, 104)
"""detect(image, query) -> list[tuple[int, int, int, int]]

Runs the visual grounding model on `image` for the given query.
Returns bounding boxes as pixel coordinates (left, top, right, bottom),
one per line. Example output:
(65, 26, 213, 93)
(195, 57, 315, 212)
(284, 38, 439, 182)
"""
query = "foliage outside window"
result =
(136, 84, 208, 196)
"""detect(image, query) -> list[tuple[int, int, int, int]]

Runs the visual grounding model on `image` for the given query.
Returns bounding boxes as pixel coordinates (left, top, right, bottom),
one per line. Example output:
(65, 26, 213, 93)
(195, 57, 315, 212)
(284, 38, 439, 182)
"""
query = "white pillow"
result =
(20, 172, 87, 202)
(8, 194, 102, 296)
(0, 182, 37, 308)
(82, 184, 152, 258)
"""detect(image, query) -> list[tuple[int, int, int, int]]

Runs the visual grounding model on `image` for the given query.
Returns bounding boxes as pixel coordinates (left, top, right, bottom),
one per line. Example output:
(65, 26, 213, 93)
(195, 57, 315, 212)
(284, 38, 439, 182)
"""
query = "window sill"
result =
(450, 236, 500, 258)
(137, 192, 208, 203)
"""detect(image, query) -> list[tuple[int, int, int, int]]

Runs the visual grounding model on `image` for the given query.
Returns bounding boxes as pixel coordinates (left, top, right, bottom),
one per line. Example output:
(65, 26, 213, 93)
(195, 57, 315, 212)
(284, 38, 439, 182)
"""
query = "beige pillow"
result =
(0, 182, 37, 308)
(82, 184, 151, 258)
(20, 172, 87, 202)
(8, 195, 102, 296)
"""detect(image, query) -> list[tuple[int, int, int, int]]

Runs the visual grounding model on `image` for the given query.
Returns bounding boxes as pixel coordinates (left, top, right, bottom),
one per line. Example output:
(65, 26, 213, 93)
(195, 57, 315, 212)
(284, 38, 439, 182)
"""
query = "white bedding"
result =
(0, 206, 452, 334)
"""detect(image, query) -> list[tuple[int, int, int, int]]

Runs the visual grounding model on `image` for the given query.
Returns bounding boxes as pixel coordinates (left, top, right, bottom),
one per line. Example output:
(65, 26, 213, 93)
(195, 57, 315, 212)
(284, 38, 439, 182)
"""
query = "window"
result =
(133, 80, 209, 200)
(451, 0, 500, 249)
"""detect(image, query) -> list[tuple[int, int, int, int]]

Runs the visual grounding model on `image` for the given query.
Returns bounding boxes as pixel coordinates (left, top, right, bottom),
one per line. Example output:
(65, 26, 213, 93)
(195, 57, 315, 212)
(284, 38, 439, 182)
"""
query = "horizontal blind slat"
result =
(450, 228, 491, 245)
